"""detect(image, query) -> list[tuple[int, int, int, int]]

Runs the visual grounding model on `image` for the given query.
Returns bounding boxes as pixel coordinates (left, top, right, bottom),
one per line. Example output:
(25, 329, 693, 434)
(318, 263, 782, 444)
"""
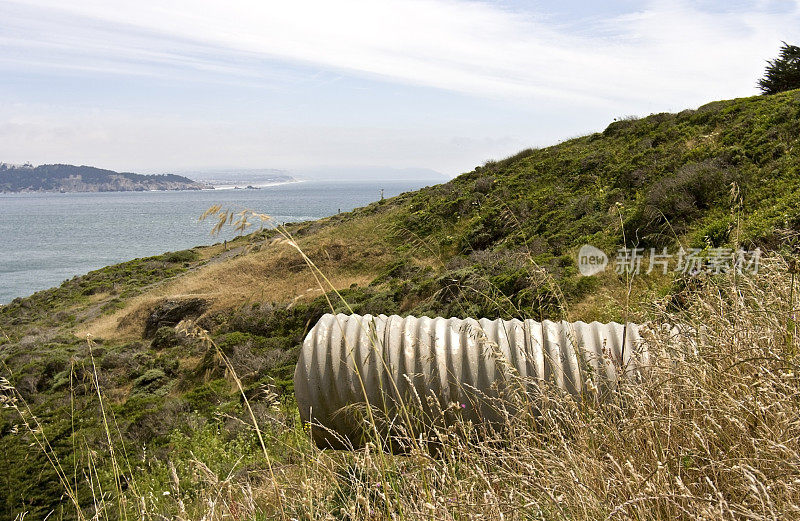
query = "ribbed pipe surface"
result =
(294, 313, 647, 448)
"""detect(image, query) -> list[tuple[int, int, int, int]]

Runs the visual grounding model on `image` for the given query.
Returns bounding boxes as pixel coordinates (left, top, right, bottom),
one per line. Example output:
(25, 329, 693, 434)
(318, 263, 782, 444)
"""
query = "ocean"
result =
(0, 179, 432, 304)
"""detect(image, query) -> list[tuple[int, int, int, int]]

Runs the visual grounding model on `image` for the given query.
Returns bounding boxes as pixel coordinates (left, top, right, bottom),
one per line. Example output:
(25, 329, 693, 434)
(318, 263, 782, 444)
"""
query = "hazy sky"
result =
(1, 0, 799, 176)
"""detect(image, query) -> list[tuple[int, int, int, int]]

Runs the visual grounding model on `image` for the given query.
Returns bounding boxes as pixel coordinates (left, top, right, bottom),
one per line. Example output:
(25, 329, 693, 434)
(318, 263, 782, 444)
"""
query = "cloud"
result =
(0, 102, 527, 173)
(3, 0, 799, 108)
(2, 0, 799, 174)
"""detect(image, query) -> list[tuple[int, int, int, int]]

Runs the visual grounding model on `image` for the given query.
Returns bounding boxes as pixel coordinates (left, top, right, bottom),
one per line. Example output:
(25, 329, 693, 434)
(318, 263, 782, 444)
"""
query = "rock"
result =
(143, 298, 207, 338)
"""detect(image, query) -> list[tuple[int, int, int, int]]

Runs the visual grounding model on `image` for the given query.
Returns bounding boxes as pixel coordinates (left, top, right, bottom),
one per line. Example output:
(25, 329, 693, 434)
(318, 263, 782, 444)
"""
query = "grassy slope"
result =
(1, 89, 800, 518)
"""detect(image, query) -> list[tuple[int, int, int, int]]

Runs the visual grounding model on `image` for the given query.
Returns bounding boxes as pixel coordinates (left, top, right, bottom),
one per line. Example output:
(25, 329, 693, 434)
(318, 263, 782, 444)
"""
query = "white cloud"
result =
(3, 0, 799, 107)
(1, 0, 799, 173)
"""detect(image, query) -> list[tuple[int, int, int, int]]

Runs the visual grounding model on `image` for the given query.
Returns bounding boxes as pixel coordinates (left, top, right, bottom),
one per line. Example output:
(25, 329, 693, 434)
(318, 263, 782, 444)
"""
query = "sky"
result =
(1, 0, 799, 177)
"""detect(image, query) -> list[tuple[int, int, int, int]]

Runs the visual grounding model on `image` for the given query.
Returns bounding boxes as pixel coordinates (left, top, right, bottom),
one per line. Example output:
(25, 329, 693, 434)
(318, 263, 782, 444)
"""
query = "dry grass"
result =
(271, 256, 797, 520)
(53, 254, 797, 521)
(78, 213, 395, 341)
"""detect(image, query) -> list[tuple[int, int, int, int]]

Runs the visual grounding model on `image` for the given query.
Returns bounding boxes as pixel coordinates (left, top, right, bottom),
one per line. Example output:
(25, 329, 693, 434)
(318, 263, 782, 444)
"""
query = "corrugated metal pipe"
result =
(294, 313, 649, 449)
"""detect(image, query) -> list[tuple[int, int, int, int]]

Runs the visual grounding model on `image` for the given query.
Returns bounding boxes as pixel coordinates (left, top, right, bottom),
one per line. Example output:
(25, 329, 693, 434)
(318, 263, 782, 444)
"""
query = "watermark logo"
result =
(577, 245, 761, 276)
(577, 244, 608, 276)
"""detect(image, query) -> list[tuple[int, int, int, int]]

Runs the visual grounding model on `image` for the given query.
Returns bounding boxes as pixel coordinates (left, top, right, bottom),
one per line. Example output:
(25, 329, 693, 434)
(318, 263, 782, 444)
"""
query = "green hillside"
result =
(1, 89, 800, 519)
(0, 163, 207, 192)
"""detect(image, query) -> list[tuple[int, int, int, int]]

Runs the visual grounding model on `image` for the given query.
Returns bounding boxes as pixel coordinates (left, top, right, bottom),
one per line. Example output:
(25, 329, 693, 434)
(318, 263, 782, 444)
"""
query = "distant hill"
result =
(179, 168, 296, 188)
(182, 166, 443, 185)
(0, 163, 209, 192)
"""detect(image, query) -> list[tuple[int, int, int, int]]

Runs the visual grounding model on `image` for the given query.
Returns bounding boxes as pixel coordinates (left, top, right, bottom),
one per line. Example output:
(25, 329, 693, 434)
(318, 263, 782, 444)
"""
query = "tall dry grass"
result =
(124, 254, 800, 520)
(257, 255, 798, 521)
(211, 255, 800, 520)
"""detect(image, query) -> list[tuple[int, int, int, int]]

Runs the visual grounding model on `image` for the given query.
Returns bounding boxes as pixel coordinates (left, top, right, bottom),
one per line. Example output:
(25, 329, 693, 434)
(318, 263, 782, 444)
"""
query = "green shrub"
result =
(159, 249, 199, 263)
(150, 326, 183, 349)
(133, 368, 169, 396)
(626, 159, 741, 245)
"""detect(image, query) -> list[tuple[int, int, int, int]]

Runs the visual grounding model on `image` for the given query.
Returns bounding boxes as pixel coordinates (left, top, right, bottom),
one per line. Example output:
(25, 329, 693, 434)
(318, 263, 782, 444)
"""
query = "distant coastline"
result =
(0, 162, 215, 193)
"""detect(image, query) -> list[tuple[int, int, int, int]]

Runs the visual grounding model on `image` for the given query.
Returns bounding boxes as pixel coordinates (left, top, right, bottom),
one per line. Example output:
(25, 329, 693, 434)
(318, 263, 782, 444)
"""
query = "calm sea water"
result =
(0, 180, 431, 304)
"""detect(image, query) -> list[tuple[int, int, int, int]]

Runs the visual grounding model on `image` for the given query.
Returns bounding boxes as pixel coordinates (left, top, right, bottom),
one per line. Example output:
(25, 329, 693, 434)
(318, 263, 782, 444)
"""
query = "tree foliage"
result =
(758, 42, 800, 95)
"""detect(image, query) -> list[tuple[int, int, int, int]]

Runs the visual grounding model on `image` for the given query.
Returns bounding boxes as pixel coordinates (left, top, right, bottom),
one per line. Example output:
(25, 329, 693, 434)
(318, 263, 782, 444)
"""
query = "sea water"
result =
(0, 180, 431, 303)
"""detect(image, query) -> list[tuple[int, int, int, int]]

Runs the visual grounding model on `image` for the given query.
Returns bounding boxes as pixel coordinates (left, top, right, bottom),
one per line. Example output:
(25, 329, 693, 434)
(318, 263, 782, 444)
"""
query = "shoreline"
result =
(0, 179, 302, 195)
(205, 178, 305, 190)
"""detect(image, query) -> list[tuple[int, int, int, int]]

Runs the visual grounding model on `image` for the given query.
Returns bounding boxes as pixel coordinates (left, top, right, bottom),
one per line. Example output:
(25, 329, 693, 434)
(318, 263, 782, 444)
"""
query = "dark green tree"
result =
(758, 42, 800, 94)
